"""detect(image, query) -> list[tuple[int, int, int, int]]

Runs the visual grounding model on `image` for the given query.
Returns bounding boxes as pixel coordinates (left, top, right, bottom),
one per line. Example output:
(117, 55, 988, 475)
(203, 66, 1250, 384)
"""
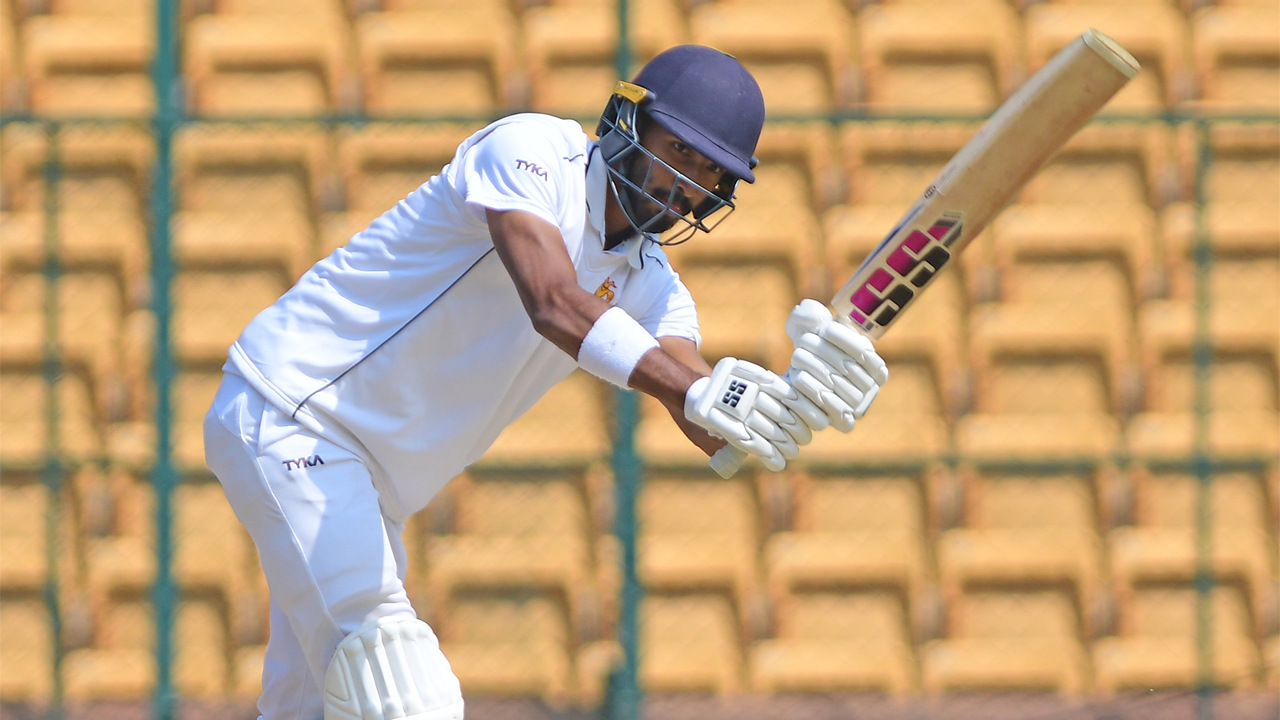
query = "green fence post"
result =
(149, 1, 182, 717)
(39, 120, 66, 720)
(1190, 117, 1217, 720)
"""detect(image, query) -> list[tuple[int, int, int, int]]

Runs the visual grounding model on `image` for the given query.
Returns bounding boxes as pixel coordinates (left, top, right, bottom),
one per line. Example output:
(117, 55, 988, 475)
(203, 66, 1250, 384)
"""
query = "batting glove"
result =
(685, 357, 820, 472)
(785, 299, 890, 433)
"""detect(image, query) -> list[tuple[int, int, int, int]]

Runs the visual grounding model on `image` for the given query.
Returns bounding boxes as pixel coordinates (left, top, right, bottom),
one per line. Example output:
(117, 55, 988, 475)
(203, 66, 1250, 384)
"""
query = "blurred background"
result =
(0, 0, 1277, 718)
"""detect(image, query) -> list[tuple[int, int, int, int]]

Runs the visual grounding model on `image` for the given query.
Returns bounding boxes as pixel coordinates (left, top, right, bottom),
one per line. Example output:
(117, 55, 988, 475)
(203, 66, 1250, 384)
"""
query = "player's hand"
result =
(685, 357, 819, 472)
(785, 299, 889, 433)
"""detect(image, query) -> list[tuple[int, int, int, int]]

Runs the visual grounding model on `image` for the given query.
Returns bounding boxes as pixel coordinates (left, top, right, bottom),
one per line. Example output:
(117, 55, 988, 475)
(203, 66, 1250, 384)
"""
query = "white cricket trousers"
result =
(204, 372, 461, 720)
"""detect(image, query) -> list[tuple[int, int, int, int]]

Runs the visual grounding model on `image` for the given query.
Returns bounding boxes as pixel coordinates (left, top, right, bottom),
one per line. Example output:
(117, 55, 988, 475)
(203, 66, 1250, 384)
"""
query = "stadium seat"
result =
(954, 411, 1123, 461)
(763, 471, 933, 603)
(1137, 299, 1279, 415)
(1094, 584, 1265, 691)
(1024, 3, 1190, 111)
(638, 472, 763, 631)
(0, 357, 105, 469)
(673, 261, 798, 370)
(641, 592, 745, 695)
(689, 0, 855, 115)
(476, 371, 611, 469)
(435, 590, 575, 703)
(634, 393, 710, 469)
(0, 123, 153, 216)
(62, 592, 156, 699)
(523, 0, 685, 119)
(0, 2, 22, 113)
(173, 595, 234, 697)
(171, 267, 289, 365)
(174, 124, 333, 217)
(1190, 3, 1280, 112)
(968, 302, 1137, 417)
(838, 121, 979, 207)
(0, 595, 54, 701)
(355, 7, 519, 117)
(0, 210, 150, 307)
(991, 203, 1159, 307)
(858, 0, 1021, 113)
(937, 466, 1108, 621)
(799, 379, 952, 467)
(423, 471, 597, 626)
(1128, 409, 1280, 462)
(1018, 123, 1180, 211)
(21, 13, 154, 115)
(184, 13, 355, 116)
(751, 588, 917, 694)
(1161, 200, 1280, 260)
(335, 123, 474, 212)
(676, 164, 824, 297)
(921, 586, 1091, 693)
(173, 208, 315, 282)
(750, 121, 842, 214)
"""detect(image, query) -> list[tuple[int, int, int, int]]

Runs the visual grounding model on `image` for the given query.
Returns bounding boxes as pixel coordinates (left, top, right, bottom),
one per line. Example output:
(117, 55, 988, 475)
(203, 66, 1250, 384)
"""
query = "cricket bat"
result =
(710, 28, 1139, 478)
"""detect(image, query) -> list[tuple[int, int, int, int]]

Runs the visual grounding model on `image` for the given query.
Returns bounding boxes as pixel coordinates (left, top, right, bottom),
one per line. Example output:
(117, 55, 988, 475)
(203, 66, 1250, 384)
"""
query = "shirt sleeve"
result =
(456, 121, 564, 228)
(620, 254, 702, 348)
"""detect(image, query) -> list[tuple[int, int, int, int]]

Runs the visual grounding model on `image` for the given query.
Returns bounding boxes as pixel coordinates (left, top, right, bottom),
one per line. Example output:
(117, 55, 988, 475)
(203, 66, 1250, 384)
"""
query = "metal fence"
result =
(1, 1, 1277, 720)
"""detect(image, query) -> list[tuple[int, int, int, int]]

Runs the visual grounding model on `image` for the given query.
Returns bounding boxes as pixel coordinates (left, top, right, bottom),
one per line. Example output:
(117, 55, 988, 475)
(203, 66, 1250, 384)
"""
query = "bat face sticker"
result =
(844, 212, 964, 333)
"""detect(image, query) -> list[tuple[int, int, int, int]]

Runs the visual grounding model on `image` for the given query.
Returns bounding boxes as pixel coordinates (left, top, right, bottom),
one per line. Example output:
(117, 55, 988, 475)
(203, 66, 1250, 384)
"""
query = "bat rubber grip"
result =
(709, 445, 747, 478)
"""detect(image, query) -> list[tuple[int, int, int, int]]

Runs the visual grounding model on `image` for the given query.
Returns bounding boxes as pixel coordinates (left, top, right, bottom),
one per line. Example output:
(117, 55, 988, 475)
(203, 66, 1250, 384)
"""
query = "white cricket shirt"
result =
(225, 113, 700, 522)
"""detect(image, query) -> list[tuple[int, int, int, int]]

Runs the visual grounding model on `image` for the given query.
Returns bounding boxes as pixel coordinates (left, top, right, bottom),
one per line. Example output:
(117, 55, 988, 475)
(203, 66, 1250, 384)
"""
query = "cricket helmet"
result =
(597, 45, 766, 244)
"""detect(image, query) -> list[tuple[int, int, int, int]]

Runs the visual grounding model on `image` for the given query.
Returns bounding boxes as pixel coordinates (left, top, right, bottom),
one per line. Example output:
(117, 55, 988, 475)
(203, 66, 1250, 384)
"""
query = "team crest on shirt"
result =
(595, 278, 617, 303)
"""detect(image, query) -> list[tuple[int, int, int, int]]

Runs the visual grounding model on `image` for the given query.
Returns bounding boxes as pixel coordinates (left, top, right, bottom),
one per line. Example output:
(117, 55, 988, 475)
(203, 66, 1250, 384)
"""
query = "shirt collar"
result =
(586, 143, 658, 270)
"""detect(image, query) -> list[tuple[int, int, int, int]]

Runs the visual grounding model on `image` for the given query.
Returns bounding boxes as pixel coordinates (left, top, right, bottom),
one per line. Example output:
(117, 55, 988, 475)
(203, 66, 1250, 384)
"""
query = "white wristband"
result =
(577, 306, 660, 388)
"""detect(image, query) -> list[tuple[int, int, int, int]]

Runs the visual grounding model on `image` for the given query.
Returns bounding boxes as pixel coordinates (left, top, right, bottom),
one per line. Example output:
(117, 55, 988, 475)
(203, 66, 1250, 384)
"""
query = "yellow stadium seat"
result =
(968, 302, 1137, 417)
(1128, 409, 1280, 462)
(355, 7, 519, 117)
(1137, 299, 1279, 415)
(0, 124, 153, 215)
(638, 472, 761, 593)
(954, 410, 1123, 461)
(476, 370, 612, 468)
(174, 124, 333, 216)
(335, 123, 474, 212)
(171, 267, 288, 365)
(1094, 584, 1265, 691)
(763, 471, 933, 602)
(173, 208, 316, 282)
(174, 596, 234, 697)
(0, 210, 149, 304)
(676, 165, 824, 296)
(184, 13, 355, 116)
(62, 591, 156, 699)
(21, 13, 154, 115)
(524, 0, 685, 119)
(634, 392, 709, 469)
(751, 121, 842, 213)
(838, 121, 979, 206)
(435, 591, 574, 703)
(689, 0, 855, 114)
(1191, 3, 1280, 112)
(423, 471, 597, 626)
(1161, 200, 1280, 260)
(674, 262, 798, 370)
(1018, 123, 1180, 210)
(922, 586, 1091, 693)
(1025, 3, 1190, 111)
(0, 359, 104, 469)
(751, 588, 917, 694)
(991, 202, 1159, 306)
(641, 592, 745, 695)
(0, 596, 55, 701)
(858, 0, 1022, 114)
(0, 2, 21, 113)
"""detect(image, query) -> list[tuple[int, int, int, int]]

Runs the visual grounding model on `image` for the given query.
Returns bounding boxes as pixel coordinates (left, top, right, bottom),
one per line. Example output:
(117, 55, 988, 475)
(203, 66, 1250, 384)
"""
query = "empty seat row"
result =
(3, 1, 1276, 116)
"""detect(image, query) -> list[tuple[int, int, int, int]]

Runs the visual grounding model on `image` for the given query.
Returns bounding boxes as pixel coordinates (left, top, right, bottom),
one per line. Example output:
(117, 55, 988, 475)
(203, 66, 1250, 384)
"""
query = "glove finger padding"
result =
(785, 300, 889, 434)
(793, 335, 877, 415)
(685, 357, 801, 472)
(816, 319, 890, 386)
(789, 352, 858, 433)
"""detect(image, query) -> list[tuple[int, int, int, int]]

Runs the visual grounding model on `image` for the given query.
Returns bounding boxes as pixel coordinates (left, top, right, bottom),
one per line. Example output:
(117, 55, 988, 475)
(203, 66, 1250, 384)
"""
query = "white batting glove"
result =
(685, 357, 821, 472)
(785, 299, 889, 433)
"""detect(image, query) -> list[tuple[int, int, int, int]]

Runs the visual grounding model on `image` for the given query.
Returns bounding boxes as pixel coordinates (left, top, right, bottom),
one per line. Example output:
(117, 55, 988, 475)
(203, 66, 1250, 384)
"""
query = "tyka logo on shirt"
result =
(515, 159, 548, 181)
(283, 455, 325, 471)
(595, 278, 617, 304)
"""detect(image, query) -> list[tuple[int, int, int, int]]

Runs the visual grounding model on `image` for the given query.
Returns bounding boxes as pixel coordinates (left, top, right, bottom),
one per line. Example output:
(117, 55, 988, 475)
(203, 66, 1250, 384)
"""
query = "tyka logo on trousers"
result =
(516, 159, 548, 180)
(283, 455, 325, 471)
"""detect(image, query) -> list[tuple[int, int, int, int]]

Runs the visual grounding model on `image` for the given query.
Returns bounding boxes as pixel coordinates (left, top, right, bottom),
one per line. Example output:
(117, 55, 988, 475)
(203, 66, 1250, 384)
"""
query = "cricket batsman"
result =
(203, 45, 888, 719)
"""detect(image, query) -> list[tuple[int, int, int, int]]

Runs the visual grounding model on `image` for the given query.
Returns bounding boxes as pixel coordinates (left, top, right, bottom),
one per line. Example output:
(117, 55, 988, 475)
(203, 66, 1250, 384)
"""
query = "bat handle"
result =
(709, 445, 747, 478)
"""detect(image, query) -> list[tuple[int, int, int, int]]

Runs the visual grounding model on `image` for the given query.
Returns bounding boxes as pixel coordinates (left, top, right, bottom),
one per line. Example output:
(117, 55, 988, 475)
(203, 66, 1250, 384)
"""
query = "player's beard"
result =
(619, 153, 693, 235)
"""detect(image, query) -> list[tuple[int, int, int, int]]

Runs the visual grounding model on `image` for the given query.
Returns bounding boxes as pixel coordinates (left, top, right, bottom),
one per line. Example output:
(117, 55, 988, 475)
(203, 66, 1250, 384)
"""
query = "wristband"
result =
(578, 306, 660, 388)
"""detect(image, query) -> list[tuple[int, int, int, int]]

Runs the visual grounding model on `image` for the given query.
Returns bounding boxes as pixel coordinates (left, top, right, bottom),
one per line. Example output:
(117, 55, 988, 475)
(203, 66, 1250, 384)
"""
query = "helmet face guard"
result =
(597, 82, 740, 246)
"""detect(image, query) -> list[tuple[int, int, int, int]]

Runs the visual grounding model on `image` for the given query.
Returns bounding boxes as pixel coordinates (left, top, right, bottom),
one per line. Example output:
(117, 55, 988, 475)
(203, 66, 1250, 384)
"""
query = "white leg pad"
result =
(324, 617, 464, 720)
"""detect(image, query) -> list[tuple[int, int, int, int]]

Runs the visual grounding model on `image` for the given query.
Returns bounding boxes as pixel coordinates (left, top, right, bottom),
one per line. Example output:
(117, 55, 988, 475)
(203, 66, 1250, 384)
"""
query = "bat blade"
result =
(708, 28, 1138, 479)
(831, 28, 1139, 338)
